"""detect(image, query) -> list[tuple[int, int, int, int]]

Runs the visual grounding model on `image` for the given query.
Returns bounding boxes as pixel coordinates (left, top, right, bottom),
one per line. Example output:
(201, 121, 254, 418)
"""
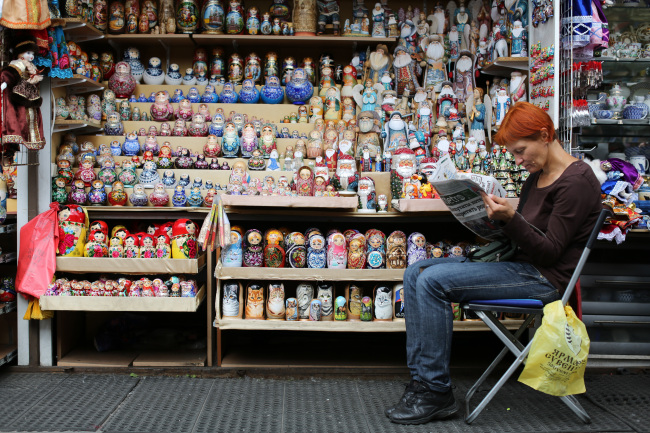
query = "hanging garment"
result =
(0, 0, 51, 29)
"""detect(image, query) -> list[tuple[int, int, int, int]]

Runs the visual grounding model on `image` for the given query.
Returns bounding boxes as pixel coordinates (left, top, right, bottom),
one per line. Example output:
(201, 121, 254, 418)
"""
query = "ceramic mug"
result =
(622, 104, 648, 120)
(628, 43, 643, 58)
(608, 152, 627, 160)
(629, 155, 649, 175)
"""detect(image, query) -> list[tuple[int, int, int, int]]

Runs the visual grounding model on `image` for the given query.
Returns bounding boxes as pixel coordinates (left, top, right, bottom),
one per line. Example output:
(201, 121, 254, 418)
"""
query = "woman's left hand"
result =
(482, 193, 515, 223)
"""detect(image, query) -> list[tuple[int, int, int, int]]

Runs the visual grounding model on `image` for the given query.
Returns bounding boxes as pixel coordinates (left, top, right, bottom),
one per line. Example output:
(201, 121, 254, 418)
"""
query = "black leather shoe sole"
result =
(389, 400, 459, 425)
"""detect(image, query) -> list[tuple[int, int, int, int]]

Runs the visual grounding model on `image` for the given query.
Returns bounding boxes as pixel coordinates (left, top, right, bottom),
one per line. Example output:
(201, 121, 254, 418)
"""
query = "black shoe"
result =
(384, 379, 427, 418)
(388, 387, 458, 425)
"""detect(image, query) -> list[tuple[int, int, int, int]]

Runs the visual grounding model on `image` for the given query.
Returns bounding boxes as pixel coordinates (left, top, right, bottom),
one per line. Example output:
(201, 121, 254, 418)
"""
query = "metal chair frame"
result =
(462, 208, 611, 425)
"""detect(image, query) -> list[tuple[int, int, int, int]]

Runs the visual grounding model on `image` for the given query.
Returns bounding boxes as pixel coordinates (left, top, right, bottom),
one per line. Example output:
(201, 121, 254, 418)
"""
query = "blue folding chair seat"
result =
(462, 208, 611, 425)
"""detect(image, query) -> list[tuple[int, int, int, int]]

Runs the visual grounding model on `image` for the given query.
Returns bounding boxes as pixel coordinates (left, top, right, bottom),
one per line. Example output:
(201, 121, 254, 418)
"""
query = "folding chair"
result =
(462, 208, 611, 424)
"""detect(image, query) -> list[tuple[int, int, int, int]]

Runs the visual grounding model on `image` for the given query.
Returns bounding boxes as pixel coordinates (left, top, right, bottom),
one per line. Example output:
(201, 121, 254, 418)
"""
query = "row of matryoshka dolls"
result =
(56, 209, 199, 260)
(222, 282, 403, 323)
(221, 226, 475, 270)
(44, 276, 199, 298)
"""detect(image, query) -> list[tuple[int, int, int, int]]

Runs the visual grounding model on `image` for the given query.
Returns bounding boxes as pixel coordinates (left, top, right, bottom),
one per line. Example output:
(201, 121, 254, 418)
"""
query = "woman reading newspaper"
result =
(386, 102, 602, 425)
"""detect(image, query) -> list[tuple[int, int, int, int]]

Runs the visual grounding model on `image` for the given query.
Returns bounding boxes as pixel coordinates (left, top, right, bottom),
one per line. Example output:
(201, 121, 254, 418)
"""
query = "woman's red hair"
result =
(493, 101, 557, 146)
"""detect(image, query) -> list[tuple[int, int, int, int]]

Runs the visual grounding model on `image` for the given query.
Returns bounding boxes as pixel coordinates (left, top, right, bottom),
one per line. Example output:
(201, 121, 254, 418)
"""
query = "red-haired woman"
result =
(387, 102, 602, 425)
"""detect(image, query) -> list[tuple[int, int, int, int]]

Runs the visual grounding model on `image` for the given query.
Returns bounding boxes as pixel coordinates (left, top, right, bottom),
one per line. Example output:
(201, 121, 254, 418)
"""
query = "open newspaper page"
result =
(429, 155, 507, 241)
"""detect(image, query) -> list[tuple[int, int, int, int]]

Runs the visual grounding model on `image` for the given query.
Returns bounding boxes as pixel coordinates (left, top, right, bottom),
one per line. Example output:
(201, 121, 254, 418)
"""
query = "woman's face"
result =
(507, 138, 547, 173)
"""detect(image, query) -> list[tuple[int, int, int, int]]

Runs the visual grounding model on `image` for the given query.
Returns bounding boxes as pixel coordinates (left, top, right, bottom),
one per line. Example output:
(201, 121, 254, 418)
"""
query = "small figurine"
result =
(243, 229, 263, 267)
(357, 176, 377, 212)
(374, 285, 392, 320)
(309, 299, 322, 321)
(108, 61, 137, 98)
(149, 182, 170, 206)
(326, 232, 347, 269)
(238, 78, 260, 103)
(171, 185, 188, 207)
(128, 184, 149, 206)
(222, 282, 242, 318)
(365, 228, 386, 269)
(222, 122, 241, 157)
(295, 166, 315, 196)
(138, 160, 161, 188)
(222, 229, 243, 267)
(150, 90, 174, 121)
(360, 296, 373, 321)
(266, 283, 286, 319)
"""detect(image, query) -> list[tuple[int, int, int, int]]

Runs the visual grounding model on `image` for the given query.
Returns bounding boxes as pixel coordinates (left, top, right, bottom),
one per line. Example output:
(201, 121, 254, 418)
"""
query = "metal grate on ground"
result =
(0, 372, 69, 427)
(101, 376, 214, 433)
(192, 377, 284, 433)
(2, 374, 138, 432)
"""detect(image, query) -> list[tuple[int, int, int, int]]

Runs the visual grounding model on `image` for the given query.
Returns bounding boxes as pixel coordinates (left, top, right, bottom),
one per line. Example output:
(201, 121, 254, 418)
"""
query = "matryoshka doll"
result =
(140, 234, 156, 258)
(123, 234, 140, 258)
(75, 157, 97, 187)
(225, 0, 245, 34)
(365, 229, 386, 269)
(240, 122, 258, 158)
(266, 283, 285, 320)
(285, 297, 298, 321)
(108, 236, 124, 258)
(309, 299, 322, 321)
(242, 229, 263, 267)
(293, 283, 312, 320)
(84, 230, 109, 257)
(347, 232, 366, 269)
(171, 218, 198, 259)
(393, 283, 405, 320)
(228, 52, 244, 83)
(88, 180, 108, 206)
(57, 204, 88, 257)
(317, 283, 334, 321)
(296, 166, 315, 196)
(407, 232, 427, 266)
(245, 283, 265, 319)
(203, 134, 221, 157)
(360, 296, 373, 321)
(88, 220, 109, 242)
(52, 177, 68, 204)
(334, 296, 347, 320)
(306, 233, 326, 268)
(222, 281, 243, 317)
(284, 231, 306, 268)
(117, 159, 137, 188)
(221, 227, 243, 267)
(56, 159, 74, 185)
(373, 285, 393, 321)
(263, 228, 285, 268)
(97, 159, 118, 185)
(386, 230, 407, 269)
(154, 233, 171, 258)
(326, 232, 347, 269)
(221, 122, 240, 157)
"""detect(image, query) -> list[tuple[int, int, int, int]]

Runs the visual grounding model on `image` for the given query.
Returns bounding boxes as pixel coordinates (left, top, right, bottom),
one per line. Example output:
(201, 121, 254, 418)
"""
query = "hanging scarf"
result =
(562, 0, 592, 48)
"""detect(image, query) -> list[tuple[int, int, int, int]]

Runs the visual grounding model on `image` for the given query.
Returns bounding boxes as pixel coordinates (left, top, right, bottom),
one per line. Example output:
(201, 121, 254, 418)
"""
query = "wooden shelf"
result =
(0, 344, 17, 367)
(0, 302, 16, 315)
(51, 74, 104, 93)
(396, 198, 520, 212)
(56, 254, 206, 274)
(216, 319, 525, 332)
(54, 119, 103, 134)
(105, 33, 192, 47)
(191, 33, 395, 48)
(481, 57, 529, 76)
(59, 18, 105, 42)
(40, 285, 205, 312)
(0, 223, 16, 234)
(221, 195, 358, 209)
(215, 264, 404, 281)
(57, 347, 206, 367)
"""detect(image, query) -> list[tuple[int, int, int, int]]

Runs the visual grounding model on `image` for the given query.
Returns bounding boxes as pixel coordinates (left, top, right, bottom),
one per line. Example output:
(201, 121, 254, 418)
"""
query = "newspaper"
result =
(429, 154, 507, 240)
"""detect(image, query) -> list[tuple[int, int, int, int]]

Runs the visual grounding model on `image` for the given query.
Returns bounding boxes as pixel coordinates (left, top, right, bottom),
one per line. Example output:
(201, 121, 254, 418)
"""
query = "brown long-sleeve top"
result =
(501, 161, 602, 293)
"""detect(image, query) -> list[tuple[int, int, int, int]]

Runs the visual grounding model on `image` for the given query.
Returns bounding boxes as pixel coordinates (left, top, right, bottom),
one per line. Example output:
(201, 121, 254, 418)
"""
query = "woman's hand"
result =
(482, 193, 515, 223)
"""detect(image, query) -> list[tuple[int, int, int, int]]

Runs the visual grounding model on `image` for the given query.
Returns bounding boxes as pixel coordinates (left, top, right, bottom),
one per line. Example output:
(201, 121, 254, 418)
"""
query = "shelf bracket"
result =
(158, 39, 171, 68)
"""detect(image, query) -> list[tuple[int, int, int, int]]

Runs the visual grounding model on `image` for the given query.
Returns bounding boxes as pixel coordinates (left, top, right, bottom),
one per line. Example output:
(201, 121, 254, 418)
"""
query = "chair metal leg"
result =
(560, 395, 592, 424)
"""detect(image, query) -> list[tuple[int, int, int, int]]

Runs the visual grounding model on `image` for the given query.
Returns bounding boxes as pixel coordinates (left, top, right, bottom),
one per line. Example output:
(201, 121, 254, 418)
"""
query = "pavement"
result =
(0, 369, 648, 433)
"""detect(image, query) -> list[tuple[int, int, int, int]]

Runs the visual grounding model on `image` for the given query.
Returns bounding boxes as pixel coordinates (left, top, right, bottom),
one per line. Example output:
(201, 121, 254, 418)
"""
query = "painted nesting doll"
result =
(347, 285, 363, 321)
(309, 299, 322, 321)
(123, 234, 140, 258)
(334, 296, 347, 321)
(386, 230, 407, 269)
(263, 228, 285, 268)
(57, 205, 88, 257)
(222, 281, 243, 318)
(154, 233, 171, 258)
(347, 233, 366, 269)
(108, 236, 124, 258)
(317, 283, 334, 321)
(373, 285, 393, 321)
(242, 229, 263, 267)
(222, 229, 243, 267)
(296, 283, 314, 320)
(290, 166, 312, 196)
(171, 218, 198, 259)
(266, 283, 285, 320)
(326, 232, 347, 269)
(307, 234, 326, 268)
(285, 297, 298, 321)
(394, 283, 405, 320)
(84, 230, 109, 257)
(140, 234, 156, 258)
(407, 232, 427, 266)
(365, 229, 386, 269)
(360, 296, 373, 321)
(284, 232, 306, 268)
(245, 284, 265, 319)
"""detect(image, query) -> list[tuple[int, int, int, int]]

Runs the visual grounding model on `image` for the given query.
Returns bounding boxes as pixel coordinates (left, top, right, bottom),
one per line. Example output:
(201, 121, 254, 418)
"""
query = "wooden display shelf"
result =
(0, 344, 17, 367)
(57, 347, 207, 367)
(216, 264, 404, 281)
(216, 319, 525, 332)
(105, 33, 192, 46)
(0, 223, 17, 234)
(40, 285, 205, 312)
(0, 302, 17, 315)
(51, 74, 105, 93)
(56, 254, 206, 274)
(396, 198, 520, 212)
(54, 119, 103, 134)
(59, 18, 105, 42)
(481, 57, 529, 76)
(0, 252, 16, 264)
(221, 194, 358, 209)
(117, 121, 313, 134)
(192, 33, 395, 47)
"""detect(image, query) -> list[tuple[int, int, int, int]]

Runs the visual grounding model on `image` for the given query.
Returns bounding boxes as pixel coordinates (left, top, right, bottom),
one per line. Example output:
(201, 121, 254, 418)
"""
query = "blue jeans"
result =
(403, 257, 560, 392)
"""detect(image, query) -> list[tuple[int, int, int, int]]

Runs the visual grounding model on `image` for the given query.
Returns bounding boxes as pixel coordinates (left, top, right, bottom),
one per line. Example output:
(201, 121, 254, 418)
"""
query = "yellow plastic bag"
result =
(518, 300, 590, 396)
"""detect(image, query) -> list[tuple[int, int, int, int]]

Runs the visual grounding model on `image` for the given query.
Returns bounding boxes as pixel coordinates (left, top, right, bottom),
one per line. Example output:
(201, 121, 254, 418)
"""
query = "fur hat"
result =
(12, 35, 39, 56)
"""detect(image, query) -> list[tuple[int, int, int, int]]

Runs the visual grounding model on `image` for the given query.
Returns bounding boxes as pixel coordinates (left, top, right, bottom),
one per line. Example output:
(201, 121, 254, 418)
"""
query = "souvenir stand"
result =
(19, 0, 572, 369)
(561, 0, 650, 366)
